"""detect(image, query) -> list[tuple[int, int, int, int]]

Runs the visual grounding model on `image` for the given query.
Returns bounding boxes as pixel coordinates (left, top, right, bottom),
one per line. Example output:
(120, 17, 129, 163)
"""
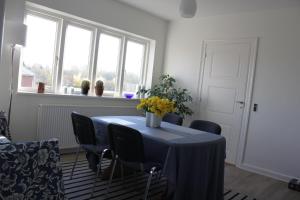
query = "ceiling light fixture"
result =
(179, 0, 197, 18)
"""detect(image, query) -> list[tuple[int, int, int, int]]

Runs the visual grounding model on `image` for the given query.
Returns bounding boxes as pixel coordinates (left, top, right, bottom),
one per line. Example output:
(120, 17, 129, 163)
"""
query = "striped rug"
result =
(224, 190, 257, 200)
(62, 159, 166, 200)
(62, 160, 256, 200)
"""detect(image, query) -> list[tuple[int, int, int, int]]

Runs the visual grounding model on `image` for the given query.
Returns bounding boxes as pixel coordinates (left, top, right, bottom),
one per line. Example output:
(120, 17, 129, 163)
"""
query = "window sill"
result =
(16, 91, 140, 102)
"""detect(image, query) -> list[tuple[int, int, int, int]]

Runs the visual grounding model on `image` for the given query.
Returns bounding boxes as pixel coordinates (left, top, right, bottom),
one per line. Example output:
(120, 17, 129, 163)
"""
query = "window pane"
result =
(62, 25, 92, 92)
(20, 14, 58, 92)
(123, 41, 145, 94)
(96, 34, 121, 95)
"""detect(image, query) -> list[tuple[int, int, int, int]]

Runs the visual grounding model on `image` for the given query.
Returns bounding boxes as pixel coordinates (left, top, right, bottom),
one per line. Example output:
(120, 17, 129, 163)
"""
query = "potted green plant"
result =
(136, 86, 147, 98)
(81, 80, 90, 95)
(137, 74, 193, 118)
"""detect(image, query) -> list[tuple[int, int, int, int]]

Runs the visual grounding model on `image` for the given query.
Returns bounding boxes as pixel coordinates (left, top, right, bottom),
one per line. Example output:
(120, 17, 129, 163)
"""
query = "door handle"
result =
(236, 101, 245, 105)
(236, 101, 245, 108)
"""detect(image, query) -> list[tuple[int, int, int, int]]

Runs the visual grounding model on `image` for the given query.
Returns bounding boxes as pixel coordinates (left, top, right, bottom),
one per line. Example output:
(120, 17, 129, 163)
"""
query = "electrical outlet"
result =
(288, 179, 300, 192)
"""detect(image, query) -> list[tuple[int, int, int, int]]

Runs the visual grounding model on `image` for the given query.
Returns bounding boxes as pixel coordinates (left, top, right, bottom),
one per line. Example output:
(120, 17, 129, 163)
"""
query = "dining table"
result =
(91, 115, 226, 200)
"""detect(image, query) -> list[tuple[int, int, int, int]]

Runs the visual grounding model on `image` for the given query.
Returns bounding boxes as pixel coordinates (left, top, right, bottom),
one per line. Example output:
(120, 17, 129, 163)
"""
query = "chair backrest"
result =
(162, 113, 183, 126)
(108, 123, 145, 163)
(71, 112, 96, 145)
(189, 120, 222, 135)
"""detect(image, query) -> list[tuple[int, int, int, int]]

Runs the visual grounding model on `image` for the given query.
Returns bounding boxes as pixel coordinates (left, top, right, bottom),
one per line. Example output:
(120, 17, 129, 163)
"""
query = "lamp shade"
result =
(7, 21, 27, 47)
(179, 0, 197, 18)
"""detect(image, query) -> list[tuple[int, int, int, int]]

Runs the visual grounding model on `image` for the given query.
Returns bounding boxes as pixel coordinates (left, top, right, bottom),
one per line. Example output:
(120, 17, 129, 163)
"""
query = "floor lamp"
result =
(6, 21, 27, 140)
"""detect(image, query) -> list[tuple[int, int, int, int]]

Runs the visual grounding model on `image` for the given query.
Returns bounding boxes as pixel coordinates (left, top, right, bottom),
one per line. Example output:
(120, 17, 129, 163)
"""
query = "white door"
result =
(199, 39, 257, 164)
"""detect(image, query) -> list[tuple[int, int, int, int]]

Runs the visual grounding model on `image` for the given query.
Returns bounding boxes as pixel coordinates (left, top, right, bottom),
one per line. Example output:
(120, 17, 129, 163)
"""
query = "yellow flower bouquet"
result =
(137, 96, 175, 127)
(137, 96, 175, 117)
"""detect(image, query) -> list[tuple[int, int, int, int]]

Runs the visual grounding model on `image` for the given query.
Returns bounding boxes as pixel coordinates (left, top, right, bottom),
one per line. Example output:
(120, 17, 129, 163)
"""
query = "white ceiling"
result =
(117, 0, 300, 21)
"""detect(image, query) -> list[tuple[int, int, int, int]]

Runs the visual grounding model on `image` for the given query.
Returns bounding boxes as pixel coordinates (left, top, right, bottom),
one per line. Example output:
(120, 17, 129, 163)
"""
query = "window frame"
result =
(58, 21, 97, 93)
(19, 3, 152, 97)
(20, 9, 63, 93)
(121, 38, 148, 95)
(95, 31, 124, 97)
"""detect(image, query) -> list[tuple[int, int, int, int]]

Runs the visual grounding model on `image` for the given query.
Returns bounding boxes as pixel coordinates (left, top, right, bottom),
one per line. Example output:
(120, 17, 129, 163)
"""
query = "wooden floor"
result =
(62, 153, 300, 200)
(225, 164, 300, 200)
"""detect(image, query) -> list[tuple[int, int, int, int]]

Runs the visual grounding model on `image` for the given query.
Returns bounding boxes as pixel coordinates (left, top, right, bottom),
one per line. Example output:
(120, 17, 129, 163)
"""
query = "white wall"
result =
(0, 0, 4, 59)
(0, 0, 168, 142)
(164, 7, 300, 181)
(0, 0, 25, 118)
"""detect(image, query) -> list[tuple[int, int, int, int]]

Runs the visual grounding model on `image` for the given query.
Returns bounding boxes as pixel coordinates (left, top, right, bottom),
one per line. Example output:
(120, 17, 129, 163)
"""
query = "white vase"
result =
(145, 112, 162, 128)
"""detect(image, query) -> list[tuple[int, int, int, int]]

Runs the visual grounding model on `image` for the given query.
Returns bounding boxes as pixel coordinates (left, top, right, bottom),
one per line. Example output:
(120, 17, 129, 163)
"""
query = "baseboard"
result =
(239, 163, 296, 183)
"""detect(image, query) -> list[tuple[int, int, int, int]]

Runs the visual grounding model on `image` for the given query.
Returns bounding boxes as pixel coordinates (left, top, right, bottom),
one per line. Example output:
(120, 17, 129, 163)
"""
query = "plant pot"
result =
(95, 80, 104, 96)
(37, 82, 45, 93)
(81, 80, 90, 96)
(145, 112, 161, 128)
(81, 88, 89, 95)
(95, 86, 103, 96)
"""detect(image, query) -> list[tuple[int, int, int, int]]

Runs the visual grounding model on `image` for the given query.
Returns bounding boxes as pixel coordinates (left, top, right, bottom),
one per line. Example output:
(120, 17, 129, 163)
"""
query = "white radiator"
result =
(37, 104, 139, 149)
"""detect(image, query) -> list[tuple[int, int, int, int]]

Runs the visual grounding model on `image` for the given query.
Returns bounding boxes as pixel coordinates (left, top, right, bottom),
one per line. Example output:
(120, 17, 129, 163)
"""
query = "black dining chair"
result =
(106, 123, 162, 200)
(189, 120, 222, 135)
(162, 113, 183, 126)
(70, 112, 109, 180)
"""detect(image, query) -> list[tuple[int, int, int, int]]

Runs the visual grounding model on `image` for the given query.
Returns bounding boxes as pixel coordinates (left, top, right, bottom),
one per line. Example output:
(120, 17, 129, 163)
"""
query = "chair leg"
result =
(131, 170, 141, 192)
(157, 172, 161, 182)
(140, 163, 144, 172)
(120, 163, 124, 187)
(106, 155, 118, 195)
(70, 146, 80, 179)
(144, 167, 156, 200)
(91, 149, 109, 198)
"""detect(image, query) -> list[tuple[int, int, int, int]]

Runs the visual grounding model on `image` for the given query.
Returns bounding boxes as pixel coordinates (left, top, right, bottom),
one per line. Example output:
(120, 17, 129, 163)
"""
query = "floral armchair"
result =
(0, 138, 64, 200)
(0, 111, 10, 139)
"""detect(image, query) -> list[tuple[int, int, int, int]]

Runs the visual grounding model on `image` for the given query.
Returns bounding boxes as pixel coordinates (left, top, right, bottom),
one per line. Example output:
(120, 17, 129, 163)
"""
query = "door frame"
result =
(196, 37, 259, 166)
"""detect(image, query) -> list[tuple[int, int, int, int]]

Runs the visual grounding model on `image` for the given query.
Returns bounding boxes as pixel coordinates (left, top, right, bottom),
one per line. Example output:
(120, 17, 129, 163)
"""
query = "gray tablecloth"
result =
(92, 116, 226, 200)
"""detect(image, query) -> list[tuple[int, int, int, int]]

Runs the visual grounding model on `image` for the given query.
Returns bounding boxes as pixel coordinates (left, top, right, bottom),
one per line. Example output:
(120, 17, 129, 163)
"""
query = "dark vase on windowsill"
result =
(81, 80, 90, 96)
(37, 82, 45, 94)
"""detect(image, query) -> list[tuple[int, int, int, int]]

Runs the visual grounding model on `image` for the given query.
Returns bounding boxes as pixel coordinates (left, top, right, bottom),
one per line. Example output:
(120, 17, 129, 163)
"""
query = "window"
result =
(19, 4, 152, 98)
(61, 24, 94, 93)
(20, 12, 60, 92)
(123, 40, 146, 94)
(96, 33, 121, 96)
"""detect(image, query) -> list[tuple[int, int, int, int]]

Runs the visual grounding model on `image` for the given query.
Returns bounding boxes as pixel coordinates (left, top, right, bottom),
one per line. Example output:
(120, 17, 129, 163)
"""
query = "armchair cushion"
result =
(0, 138, 64, 199)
